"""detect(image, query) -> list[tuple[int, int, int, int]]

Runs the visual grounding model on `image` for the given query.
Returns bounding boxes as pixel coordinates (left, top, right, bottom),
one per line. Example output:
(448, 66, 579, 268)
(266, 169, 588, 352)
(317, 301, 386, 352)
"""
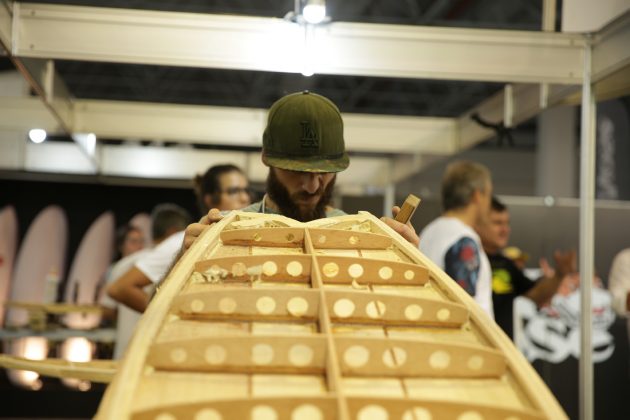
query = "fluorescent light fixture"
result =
(28, 128, 47, 144)
(60, 337, 94, 391)
(303, 0, 326, 24)
(86, 133, 97, 155)
(72, 132, 98, 156)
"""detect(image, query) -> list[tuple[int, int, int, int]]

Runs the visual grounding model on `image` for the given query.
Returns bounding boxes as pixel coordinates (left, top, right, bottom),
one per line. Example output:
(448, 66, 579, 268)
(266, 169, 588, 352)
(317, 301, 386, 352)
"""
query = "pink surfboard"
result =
(0, 205, 18, 326)
(5, 205, 68, 327)
(63, 211, 115, 329)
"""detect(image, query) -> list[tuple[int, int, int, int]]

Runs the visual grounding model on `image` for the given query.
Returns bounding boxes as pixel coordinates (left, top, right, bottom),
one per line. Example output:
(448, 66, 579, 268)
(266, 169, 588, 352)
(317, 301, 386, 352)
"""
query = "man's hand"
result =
(552, 249, 577, 279)
(182, 208, 224, 251)
(381, 205, 420, 247)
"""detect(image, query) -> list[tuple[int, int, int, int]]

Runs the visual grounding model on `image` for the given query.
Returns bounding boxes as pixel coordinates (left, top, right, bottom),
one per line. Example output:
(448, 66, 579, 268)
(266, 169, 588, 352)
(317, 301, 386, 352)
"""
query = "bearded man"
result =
(183, 90, 418, 250)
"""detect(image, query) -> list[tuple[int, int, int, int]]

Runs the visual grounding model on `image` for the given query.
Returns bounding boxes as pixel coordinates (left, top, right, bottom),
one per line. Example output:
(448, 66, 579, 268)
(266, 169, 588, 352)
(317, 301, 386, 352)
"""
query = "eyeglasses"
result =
(222, 187, 252, 196)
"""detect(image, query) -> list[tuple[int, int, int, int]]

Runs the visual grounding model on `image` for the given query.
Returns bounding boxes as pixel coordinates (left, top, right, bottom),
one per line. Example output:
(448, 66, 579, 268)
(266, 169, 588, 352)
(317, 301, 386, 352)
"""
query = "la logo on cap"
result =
(300, 121, 319, 149)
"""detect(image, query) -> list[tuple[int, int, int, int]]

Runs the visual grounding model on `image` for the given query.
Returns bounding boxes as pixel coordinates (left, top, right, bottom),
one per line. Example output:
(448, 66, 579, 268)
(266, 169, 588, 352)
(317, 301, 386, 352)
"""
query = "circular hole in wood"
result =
(262, 261, 278, 276)
(467, 355, 484, 371)
(218, 297, 237, 314)
(378, 266, 393, 280)
(286, 233, 295, 242)
(457, 411, 483, 420)
(317, 234, 326, 244)
(322, 262, 339, 278)
(348, 263, 364, 278)
(437, 308, 451, 321)
(404, 270, 415, 281)
(195, 408, 222, 420)
(382, 346, 407, 368)
(429, 350, 451, 370)
(288, 344, 314, 366)
(287, 297, 309, 317)
(333, 298, 355, 318)
(204, 345, 227, 365)
(365, 300, 386, 318)
(344, 345, 370, 368)
(286, 261, 303, 277)
(256, 296, 276, 315)
(251, 405, 278, 420)
(402, 408, 432, 420)
(251, 344, 274, 365)
(190, 299, 205, 312)
(231, 262, 247, 277)
(155, 413, 177, 420)
(404, 304, 423, 321)
(170, 348, 187, 364)
(348, 235, 359, 245)
(357, 404, 388, 420)
(291, 404, 322, 420)
(252, 233, 262, 242)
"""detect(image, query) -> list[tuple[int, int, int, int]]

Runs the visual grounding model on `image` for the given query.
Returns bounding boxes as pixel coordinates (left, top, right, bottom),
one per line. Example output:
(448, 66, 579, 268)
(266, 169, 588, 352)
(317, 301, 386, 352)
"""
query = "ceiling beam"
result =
(11, 2, 585, 84)
(592, 10, 630, 83)
(0, 140, 394, 191)
(0, 96, 60, 131)
(72, 99, 458, 154)
(1, 96, 457, 155)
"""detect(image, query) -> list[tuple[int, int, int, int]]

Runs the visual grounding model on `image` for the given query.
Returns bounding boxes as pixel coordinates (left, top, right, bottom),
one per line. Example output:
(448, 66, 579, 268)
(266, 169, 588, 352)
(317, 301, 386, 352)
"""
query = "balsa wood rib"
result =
(95, 211, 567, 420)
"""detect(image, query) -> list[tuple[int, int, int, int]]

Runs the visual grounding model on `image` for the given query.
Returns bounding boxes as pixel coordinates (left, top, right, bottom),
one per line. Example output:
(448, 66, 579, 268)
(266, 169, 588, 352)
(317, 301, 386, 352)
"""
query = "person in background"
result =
(193, 164, 251, 217)
(419, 161, 494, 318)
(609, 248, 630, 317)
(102, 204, 191, 358)
(476, 196, 575, 338)
(107, 164, 252, 314)
(113, 224, 145, 262)
(182, 90, 418, 251)
(100, 224, 146, 320)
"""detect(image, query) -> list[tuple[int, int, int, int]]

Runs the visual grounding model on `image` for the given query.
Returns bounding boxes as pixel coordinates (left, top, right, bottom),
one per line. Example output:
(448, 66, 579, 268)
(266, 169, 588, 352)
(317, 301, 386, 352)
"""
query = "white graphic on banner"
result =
(514, 287, 616, 364)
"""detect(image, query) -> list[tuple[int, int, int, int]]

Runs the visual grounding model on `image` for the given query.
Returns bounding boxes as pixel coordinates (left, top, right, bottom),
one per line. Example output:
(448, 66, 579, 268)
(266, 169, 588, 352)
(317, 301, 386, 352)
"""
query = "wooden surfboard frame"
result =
(95, 211, 567, 420)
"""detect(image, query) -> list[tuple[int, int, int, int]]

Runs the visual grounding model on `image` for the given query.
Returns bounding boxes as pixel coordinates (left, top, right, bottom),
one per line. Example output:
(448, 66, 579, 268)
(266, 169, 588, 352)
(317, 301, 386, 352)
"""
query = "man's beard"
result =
(267, 169, 336, 222)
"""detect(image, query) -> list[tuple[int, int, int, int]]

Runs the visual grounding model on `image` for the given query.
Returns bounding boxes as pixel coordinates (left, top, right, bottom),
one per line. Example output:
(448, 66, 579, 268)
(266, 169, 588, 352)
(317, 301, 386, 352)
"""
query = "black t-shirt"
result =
(489, 253, 536, 338)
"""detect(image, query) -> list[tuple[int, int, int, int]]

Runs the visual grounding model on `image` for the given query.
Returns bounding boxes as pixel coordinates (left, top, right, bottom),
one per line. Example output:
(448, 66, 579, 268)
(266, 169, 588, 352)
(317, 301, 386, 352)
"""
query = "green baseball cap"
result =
(262, 91, 350, 173)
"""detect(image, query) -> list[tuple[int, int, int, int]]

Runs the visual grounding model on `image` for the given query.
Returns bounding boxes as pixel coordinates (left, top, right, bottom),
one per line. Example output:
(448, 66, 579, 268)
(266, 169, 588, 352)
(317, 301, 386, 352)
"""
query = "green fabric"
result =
(241, 200, 346, 218)
(262, 91, 349, 173)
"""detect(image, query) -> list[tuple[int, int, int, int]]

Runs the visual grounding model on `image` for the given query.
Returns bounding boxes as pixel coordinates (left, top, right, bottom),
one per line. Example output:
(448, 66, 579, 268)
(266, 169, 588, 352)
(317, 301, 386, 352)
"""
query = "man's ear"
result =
(471, 188, 482, 205)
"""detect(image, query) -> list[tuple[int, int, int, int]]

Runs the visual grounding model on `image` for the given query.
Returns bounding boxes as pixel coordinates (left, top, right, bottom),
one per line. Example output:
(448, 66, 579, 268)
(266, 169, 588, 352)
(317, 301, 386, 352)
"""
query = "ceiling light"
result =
(302, 0, 326, 24)
(28, 128, 47, 144)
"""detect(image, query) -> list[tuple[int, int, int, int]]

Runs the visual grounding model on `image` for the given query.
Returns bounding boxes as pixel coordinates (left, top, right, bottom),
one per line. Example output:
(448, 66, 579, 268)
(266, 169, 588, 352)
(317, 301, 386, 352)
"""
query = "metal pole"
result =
(578, 38, 595, 420)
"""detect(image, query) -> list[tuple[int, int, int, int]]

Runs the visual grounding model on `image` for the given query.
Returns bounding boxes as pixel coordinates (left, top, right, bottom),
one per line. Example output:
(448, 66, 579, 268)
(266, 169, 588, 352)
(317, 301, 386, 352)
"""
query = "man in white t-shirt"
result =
(107, 165, 252, 314)
(419, 160, 494, 318)
(102, 204, 190, 358)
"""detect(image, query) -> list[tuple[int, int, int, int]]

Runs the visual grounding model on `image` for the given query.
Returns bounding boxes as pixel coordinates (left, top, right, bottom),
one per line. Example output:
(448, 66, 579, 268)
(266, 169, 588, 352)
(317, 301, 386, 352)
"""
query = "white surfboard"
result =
(5, 205, 68, 327)
(0, 205, 18, 326)
(63, 211, 115, 329)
